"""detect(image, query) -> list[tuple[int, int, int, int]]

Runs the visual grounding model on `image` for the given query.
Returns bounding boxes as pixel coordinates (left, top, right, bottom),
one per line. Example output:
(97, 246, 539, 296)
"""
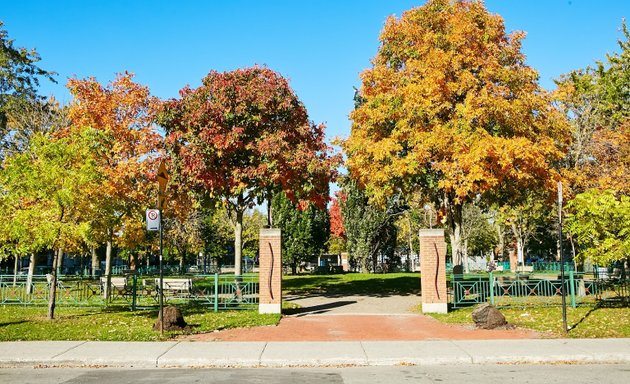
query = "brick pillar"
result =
(259, 228, 282, 314)
(420, 229, 448, 314)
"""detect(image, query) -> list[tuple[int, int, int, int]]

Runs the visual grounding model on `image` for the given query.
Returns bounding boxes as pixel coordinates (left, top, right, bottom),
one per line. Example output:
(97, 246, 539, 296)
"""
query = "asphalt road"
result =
(2, 364, 629, 384)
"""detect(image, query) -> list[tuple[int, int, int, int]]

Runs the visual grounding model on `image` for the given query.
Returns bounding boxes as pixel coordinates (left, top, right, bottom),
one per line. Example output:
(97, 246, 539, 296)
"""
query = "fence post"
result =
(489, 271, 495, 306)
(213, 273, 219, 312)
(569, 269, 576, 308)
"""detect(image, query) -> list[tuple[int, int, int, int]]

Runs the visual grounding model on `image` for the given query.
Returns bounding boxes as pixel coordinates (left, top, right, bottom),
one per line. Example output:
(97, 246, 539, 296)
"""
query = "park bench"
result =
(155, 278, 192, 297)
(100, 276, 128, 295)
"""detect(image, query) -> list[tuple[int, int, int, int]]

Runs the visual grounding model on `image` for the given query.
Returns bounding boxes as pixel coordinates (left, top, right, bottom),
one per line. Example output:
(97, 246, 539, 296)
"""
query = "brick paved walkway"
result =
(180, 295, 545, 341)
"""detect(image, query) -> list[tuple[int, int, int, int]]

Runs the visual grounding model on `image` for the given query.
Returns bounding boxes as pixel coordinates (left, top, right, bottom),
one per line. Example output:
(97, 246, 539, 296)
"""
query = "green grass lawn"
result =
(283, 272, 420, 295)
(2, 272, 628, 340)
(429, 304, 630, 338)
(0, 305, 280, 341)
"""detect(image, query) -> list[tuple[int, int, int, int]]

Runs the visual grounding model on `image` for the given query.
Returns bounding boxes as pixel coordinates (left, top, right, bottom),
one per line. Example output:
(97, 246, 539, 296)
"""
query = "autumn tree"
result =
(0, 129, 103, 319)
(345, 0, 567, 266)
(272, 191, 330, 274)
(327, 194, 346, 255)
(554, 22, 630, 267)
(159, 66, 337, 277)
(66, 73, 161, 298)
(555, 21, 630, 195)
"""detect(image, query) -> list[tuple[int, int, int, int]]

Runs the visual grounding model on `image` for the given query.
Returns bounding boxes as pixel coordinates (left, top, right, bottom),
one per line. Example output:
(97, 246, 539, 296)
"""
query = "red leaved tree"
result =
(159, 67, 338, 277)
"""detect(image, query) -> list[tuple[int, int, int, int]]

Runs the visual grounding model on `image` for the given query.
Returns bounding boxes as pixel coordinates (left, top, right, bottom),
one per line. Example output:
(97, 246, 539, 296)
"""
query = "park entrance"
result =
(257, 228, 449, 315)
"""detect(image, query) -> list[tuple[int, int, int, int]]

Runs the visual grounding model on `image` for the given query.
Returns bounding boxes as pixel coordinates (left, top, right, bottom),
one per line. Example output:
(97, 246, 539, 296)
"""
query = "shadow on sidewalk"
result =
(284, 300, 357, 317)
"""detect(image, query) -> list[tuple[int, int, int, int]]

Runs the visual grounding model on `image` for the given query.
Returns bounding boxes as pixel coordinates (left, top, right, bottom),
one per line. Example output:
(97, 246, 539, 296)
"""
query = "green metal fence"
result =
(449, 272, 603, 308)
(0, 274, 259, 311)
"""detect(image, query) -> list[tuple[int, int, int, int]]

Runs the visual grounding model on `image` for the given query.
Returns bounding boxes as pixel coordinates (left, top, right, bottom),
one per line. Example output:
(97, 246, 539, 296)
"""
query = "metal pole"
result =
(558, 182, 567, 332)
(159, 205, 164, 336)
(489, 271, 495, 306)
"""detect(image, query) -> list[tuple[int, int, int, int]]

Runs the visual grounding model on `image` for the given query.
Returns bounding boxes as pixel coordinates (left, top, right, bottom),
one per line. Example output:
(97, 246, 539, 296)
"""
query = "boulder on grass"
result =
(154, 305, 187, 331)
(472, 303, 507, 329)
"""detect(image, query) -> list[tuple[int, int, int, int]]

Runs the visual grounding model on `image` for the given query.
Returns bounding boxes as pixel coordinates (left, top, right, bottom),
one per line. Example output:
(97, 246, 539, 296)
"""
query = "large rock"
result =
(472, 303, 507, 329)
(154, 305, 187, 331)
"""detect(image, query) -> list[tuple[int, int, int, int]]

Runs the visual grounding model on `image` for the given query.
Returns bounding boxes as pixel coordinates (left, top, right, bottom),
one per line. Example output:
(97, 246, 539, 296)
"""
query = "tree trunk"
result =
(47, 248, 62, 320)
(56, 251, 64, 276)
(511, 223, 526, 266)
(26, 253, 36, 294)
(445, 195, 464, 266)
(495, 222, 504, 261)
(91, 246, 99, 277)
(234, 208, 244, 277)
(463, 239, 470, 273)
(361, 256, 371, 273)
(12, 255, 18, 287)
(104, 230, 113, 299)
(179, 250, 185, 273)
(129, 253, 137, 271)
(516, 238, 524, 265)
(407, 217, 415, 271)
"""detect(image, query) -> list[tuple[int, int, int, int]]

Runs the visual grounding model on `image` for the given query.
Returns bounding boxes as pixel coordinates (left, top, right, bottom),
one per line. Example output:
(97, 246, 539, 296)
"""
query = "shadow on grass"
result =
(570, 298, 630, 332)
(0, 320, 29, 327)
(283, 275, 420, 297)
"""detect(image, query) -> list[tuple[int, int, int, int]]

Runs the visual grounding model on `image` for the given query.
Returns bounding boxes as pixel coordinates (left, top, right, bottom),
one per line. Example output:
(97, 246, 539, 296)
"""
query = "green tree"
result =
(340, 179, 403, 272)
(272, 191, 330, 274)
(0, 129, 102, 319)
(0, 21, 56, 142)
(566, 190, 629, 266)
(1, 97, 68, 160)
(497, 193, 548, 264)
(201, 208, 233, 268)
(461, 203, 498, 269)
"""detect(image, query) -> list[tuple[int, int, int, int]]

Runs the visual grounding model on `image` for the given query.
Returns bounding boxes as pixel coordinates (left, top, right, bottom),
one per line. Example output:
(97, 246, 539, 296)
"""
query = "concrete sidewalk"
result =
(1, 339, 629, 368)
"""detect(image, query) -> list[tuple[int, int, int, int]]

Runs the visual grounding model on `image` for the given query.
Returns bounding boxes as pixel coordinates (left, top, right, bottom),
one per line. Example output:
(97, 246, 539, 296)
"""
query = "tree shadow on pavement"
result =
(283, 300, 357, 316)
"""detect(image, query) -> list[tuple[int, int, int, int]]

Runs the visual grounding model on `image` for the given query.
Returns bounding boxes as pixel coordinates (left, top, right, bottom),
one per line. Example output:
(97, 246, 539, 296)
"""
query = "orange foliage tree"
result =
(344, 0, 568, 265)
(66, 73, 162, 297)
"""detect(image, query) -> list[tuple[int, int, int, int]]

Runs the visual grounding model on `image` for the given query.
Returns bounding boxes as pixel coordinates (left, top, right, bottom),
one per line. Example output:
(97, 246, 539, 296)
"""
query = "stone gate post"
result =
(420, 229, 448, 313)
(259, 228, 282, 314)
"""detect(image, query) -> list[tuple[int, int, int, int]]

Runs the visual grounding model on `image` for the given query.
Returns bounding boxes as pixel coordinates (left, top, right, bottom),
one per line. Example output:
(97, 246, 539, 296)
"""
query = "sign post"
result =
(558, 181, 567, 333)
(146, 209, 160, 231)
(157, 161, 168, 335)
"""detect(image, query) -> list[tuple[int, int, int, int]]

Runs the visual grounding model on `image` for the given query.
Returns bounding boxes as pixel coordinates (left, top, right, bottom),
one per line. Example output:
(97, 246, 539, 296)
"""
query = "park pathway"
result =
(180, 294, 545, 341)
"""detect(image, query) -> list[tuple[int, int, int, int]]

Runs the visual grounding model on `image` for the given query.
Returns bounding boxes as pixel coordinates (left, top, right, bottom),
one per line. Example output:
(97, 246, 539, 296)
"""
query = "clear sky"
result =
(2, 0, 628, 142)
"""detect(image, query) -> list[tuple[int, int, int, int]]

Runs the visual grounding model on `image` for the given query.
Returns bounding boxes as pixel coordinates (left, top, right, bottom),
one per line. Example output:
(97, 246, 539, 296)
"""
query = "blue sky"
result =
(2, 0, 628, 142)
